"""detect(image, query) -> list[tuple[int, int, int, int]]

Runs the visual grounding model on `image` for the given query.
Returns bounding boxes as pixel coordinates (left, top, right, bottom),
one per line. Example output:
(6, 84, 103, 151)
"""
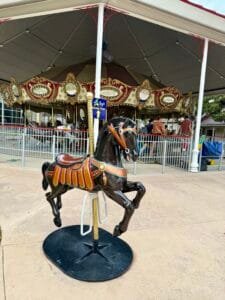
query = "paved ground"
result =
(0, 164, 225, 300)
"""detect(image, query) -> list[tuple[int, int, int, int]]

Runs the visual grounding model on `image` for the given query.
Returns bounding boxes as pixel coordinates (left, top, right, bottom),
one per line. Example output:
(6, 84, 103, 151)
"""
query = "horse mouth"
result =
(123, 151, 138, 162)
(132, 154, 138, 162)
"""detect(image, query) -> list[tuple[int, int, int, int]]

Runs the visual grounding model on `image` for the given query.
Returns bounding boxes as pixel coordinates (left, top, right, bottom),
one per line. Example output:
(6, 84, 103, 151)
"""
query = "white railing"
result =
(137, 134, 193, 172)
(0, 126, 224, 173)
(0, 107, 23, 125)
(0, 125, 88, 167)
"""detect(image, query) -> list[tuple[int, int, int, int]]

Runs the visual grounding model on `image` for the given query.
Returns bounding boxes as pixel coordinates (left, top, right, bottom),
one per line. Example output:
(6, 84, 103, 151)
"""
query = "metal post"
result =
(1, 99, 4, 125)
(24, 105, 26, 126)
(52, 134, 56, 161)
(51, 106, 54, 127)
(162, 140, 167, 174)
(87, 92, 99, 240)
(21, 127, 26, 167)
(190, 38, 209, 172)
(212, 127, 215, 141)
(94, 3, 104, 148)
(218, 144, 223, 171)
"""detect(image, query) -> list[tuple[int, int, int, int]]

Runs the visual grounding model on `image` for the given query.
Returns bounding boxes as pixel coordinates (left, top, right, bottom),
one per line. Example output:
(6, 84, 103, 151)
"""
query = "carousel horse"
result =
(27, 122, 54, 146)
(27, 122, 79, 152)
(41, 117, 146, 237)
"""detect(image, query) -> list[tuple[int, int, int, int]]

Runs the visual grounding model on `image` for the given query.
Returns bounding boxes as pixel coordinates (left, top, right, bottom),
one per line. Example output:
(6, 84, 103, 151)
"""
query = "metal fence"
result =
(137, 134, 193, 172)
(0, 125, 224, 173)
(0, 125, 88, 167)
(0, 105, 24, 125)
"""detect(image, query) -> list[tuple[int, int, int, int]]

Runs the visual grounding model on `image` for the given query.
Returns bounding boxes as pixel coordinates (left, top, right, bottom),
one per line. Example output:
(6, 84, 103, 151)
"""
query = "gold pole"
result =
(92, 198, 99, 240)
(73, 105, 75, 124)
(51, 106, 54, 127)
(87, 92, 99, 241)
(75, 104, 77, 127)
(87, 92, 94, 156)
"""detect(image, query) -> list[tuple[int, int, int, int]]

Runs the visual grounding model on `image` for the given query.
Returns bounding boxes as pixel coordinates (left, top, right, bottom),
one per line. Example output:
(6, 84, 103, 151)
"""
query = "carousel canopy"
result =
(2, 63, 186, 114)
(41, 60, 161, 88)
(0, 5, 224, 95)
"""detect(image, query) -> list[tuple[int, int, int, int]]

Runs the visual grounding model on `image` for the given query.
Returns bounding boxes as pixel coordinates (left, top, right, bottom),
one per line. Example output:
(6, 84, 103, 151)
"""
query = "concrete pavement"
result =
(0, 164, 225, 300)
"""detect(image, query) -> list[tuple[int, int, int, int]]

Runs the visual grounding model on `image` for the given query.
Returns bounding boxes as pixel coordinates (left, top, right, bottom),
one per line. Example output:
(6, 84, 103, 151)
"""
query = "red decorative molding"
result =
(23, 77, 59, 103)
(0, 18, 11, 25)
(154, 87, 182, 111)
(85, 78, 134, 106)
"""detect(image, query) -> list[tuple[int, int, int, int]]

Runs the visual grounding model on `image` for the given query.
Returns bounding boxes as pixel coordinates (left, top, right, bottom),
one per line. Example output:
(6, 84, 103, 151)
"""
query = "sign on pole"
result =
(92, 98, 107, 120)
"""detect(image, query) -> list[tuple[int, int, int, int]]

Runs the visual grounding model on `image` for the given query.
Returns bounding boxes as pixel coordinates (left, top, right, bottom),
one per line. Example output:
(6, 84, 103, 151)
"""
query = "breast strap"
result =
(91, 158, 127, 178)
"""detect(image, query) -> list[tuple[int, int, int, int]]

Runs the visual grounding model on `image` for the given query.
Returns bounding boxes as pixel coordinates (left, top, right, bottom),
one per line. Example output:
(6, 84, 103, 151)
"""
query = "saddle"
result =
(56, 154, 85, 167)
(52, 154, 94, 190)
(50, 153, 127, 191)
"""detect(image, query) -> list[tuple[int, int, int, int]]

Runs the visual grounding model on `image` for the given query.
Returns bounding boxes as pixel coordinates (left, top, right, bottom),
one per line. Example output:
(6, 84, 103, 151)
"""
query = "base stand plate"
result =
(43, 225, 133, 282)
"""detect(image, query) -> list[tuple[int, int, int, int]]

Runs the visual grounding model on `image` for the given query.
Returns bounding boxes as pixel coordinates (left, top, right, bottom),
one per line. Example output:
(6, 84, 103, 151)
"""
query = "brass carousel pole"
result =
(87, 92, 99, 242)
(75, 103, 78, 128)
(51, 105, 54, 127)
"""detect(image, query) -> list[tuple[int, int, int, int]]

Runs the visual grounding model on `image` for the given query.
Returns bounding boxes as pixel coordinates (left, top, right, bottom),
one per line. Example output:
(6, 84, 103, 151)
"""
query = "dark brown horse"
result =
(42, 117, 146, 236)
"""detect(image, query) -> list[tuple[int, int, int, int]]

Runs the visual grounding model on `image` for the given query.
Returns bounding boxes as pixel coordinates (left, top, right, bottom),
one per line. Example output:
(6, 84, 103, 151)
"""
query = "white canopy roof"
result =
(0, 0, 224, 94)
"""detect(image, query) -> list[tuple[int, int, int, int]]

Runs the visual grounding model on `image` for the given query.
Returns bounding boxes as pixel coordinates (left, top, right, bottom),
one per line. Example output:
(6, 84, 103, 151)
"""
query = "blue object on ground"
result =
(202, 141, 223, 159)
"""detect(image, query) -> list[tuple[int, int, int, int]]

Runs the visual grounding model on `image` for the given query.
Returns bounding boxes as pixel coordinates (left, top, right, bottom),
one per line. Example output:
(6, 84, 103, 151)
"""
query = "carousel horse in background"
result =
(27, 122, 80, 152)
(42, 117, 146, 237)
(26, 121, 53, 145)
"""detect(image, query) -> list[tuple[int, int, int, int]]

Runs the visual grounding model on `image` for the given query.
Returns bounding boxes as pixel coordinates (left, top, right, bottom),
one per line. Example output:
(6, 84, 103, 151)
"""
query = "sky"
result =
(187, 0, 225, 16)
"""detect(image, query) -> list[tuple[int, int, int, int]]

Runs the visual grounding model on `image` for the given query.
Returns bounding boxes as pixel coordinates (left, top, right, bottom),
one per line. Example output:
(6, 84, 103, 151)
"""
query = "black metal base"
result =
(43, 225, 133, 282)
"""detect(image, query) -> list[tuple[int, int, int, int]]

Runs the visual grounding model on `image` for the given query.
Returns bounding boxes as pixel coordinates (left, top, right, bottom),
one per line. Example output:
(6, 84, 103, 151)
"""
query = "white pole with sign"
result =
(190, 38, 209, 172)
(94, 3, 104, 148)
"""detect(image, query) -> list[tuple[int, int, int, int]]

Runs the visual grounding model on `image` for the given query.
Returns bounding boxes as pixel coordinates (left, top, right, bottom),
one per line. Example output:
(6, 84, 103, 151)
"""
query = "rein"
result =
(107, 123, 136, 154)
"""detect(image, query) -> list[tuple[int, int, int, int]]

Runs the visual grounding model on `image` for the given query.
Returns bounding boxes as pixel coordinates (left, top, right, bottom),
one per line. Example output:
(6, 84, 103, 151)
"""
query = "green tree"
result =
(203, 95, 225, 121)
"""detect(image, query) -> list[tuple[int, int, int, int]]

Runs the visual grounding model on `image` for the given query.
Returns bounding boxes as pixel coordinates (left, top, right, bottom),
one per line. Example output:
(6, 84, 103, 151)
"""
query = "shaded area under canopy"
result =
(0, 7, 224, 94)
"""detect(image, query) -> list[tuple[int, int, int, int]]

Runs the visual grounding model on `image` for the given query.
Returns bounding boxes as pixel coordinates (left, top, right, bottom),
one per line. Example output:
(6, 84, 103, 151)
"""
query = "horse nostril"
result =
(133, 150, 138, 157)
(132, 150, 138, 161)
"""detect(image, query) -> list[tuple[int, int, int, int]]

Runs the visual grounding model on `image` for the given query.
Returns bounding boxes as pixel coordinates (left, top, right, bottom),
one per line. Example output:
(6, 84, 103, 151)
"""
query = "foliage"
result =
(203, 95, 225, 121)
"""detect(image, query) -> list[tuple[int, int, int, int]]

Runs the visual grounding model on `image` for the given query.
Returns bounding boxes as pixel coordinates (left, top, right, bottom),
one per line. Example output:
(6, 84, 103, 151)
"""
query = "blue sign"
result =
(92, 98, 107, 120)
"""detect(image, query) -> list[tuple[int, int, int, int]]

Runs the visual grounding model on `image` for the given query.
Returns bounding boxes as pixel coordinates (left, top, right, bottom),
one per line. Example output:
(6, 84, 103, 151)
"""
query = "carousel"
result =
(0, 61, 194, 129)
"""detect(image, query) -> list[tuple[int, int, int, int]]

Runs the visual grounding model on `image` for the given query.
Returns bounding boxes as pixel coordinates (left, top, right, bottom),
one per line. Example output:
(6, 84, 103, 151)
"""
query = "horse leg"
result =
(46, 191, 61, 227)
(56, 195, 62, 210)
(122, 181, 146, 209)
(46, 185, 68, 227)
(103, 189, 135, 237)
(56, 186, 73, 210)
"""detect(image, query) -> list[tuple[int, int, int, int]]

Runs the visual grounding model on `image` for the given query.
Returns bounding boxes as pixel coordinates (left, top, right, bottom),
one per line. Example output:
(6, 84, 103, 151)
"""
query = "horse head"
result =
(108, 117, 138, 162)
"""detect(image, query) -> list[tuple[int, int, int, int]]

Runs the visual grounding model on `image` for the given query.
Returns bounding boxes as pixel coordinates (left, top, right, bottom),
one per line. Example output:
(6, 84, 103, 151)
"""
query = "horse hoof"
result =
(54, 217, 62, 227)
(57, 203, 62, 210)
(113, 225, 123, 237)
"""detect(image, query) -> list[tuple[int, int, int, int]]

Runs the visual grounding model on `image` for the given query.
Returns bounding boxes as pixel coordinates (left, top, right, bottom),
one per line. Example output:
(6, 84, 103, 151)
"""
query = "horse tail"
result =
(42, 162, 50, 190)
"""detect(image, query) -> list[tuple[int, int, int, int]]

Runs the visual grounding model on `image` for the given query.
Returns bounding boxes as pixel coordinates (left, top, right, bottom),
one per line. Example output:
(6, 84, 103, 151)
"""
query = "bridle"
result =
(107, 122, 137, 155)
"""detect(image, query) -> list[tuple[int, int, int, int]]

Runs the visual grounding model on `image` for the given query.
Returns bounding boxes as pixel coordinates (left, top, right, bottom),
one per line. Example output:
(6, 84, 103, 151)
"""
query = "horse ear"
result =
(119, 122, 124, 130)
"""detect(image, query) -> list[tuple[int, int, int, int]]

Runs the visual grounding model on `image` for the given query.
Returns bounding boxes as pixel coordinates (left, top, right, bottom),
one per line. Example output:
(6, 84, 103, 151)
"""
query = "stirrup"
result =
(80, 191, 108, 236)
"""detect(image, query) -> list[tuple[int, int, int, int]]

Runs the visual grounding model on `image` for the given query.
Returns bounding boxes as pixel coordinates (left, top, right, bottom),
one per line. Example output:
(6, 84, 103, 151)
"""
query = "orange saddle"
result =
(52, 154, 94, 191)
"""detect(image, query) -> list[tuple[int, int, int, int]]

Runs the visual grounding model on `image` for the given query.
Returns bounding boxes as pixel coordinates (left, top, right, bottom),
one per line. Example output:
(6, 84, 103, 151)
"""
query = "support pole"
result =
(24, 105, 26, 126)
(94, 3, 104, 148)
(1, 99, 4, 125)
(87, 92, 99, 241)
(190, 38, 209, 172)
(51, 106, 54, 127)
